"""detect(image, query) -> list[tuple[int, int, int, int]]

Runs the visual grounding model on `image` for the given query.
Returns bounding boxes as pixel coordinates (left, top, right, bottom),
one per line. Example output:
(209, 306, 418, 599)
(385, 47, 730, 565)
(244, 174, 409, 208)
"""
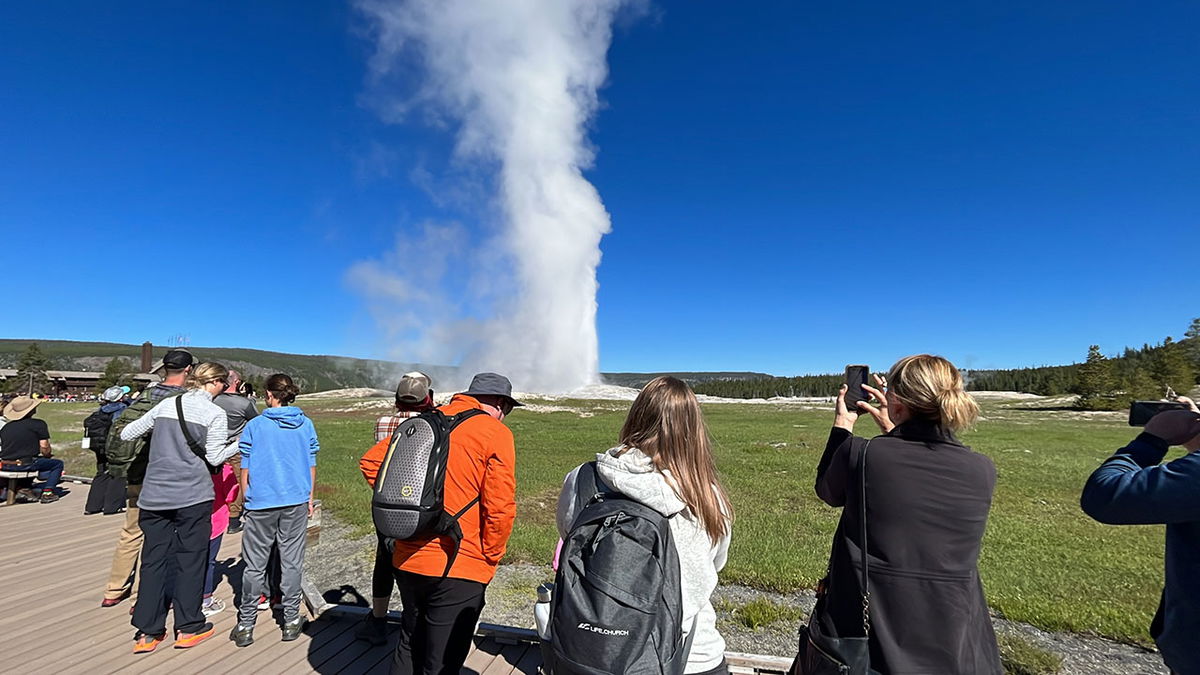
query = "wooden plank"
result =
(511, 641, 544, 675)
(463, 636, 503, 673)
(481, 642, 530, 675)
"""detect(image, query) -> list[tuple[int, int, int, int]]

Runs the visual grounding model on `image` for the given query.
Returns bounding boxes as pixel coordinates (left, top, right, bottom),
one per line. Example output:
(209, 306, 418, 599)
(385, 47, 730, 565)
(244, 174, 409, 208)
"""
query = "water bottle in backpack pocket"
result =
(371, 408, 486, 577)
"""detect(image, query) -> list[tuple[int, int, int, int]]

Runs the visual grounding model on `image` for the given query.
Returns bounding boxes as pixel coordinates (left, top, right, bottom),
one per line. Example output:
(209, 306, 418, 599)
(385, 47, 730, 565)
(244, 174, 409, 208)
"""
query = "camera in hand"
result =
(1128, 400, 1189, 427)
(844, 364, 870, 411)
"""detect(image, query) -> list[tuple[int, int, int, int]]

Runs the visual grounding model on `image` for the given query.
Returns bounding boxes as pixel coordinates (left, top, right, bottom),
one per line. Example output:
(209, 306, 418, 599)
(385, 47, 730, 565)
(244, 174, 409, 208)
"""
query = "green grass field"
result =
(36, 395, 1165, 645)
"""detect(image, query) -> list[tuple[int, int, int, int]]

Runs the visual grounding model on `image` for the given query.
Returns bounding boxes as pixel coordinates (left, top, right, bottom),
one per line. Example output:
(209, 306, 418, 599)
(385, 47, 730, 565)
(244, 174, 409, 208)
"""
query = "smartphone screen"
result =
(1128, 400, 1188, 426)
(844, 365, 870, 410)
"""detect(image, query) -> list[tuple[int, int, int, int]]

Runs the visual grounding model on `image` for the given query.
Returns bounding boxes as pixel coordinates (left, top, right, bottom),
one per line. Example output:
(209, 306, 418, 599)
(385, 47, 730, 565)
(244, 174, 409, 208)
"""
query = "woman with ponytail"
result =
(809, 355, 1001, 674)
(230, 373, 319, 647)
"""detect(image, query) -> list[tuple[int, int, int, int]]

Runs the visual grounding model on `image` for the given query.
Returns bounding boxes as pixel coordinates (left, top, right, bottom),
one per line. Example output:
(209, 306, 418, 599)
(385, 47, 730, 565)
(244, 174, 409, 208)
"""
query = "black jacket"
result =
(815, 421, 1001, 675)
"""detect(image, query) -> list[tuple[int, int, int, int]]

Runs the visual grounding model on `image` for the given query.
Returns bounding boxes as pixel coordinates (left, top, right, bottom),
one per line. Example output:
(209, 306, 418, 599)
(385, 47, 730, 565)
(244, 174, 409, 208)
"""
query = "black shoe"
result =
(226, 517, 243, 534)
(229, 624, 254, 648)
(355, 613, 388, 645)
(40, 491, 60, 504)
(281, 618, 304, 642)
(14, 489, 37, 504)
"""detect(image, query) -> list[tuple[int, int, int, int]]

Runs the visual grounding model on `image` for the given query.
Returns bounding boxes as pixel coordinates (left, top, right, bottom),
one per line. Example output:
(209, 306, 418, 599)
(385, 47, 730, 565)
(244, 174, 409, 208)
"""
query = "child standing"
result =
(202, 462, 239, 616)
(229, 374, 319, 648)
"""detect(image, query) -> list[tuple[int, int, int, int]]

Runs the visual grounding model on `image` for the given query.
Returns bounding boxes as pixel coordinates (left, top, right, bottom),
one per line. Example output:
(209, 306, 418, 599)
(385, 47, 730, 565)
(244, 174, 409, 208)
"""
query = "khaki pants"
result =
(103, 484, 143, 600)
(227, 453, 244, 520)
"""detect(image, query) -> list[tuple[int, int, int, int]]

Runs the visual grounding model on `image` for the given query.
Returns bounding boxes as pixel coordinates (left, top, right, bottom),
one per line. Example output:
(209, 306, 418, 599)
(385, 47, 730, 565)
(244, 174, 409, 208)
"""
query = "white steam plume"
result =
(350, 0, 638, 391)
(354, 0, 638, 393)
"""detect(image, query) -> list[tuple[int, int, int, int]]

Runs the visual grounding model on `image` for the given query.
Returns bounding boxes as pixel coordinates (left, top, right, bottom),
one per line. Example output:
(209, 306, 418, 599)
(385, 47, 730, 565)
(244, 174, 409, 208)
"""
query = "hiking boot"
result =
(281, 618, 304, 642)
(133, 632, 166, 654)
(201, 598, 225, 617)
(39, 490, 60, 504)
(174, 623, 215, 649)
(355, 613, 388, 645)
(14, 489, 37, 504)
(229, 624, 254, 648)
(226, 516, 243, 534)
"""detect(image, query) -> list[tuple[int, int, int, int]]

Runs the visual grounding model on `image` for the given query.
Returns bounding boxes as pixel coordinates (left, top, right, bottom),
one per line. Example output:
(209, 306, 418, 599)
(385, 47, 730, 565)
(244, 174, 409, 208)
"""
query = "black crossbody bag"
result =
(176, 395, 220, 475)
(790, 439, 872, 675)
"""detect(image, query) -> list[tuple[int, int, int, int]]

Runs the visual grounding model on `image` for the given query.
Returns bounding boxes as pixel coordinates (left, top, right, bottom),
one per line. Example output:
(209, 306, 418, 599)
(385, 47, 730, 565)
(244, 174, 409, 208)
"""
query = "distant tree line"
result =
(694, 319, 1200, 411)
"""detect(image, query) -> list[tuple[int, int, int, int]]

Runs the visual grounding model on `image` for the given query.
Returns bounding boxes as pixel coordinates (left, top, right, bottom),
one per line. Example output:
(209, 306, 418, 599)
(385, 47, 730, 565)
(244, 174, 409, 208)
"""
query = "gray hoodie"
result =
(557, 446, 731, 674)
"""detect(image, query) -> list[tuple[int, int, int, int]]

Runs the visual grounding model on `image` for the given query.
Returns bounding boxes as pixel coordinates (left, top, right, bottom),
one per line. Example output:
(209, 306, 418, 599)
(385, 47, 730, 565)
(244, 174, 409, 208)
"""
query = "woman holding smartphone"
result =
(810, 355, 1001, 674)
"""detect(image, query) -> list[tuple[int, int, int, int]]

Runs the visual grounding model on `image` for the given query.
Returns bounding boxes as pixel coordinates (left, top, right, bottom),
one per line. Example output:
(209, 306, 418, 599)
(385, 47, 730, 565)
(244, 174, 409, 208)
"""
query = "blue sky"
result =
(2, 2, 1197, 376)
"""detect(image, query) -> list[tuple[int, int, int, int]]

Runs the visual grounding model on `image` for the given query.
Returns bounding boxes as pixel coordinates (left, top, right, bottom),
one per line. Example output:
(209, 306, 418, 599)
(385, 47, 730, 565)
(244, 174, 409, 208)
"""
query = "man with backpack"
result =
(359, 372, 519, 675)
(99, 349, 194, 608)
(83, 386, 130, 515)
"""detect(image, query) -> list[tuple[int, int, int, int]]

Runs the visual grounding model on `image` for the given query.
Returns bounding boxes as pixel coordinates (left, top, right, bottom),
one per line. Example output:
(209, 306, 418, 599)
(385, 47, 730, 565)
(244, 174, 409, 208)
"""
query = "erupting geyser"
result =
(354, 0, 640, 393)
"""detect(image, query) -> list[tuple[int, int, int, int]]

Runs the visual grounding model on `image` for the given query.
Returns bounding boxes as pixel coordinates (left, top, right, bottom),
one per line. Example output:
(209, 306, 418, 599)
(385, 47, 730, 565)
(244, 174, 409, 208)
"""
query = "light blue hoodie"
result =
(239, 406, 319, 511)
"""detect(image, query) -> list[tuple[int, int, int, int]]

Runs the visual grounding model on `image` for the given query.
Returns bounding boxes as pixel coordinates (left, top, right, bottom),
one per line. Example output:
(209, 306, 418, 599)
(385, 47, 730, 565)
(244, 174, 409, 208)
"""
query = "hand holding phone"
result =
(1128, 400, 1189, 427)
(844, 365, 870, 411)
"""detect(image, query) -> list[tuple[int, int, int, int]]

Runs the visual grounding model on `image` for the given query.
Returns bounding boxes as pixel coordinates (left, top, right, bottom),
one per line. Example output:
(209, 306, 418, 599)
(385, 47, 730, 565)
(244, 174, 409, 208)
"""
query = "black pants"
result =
(390, 570, 486, 675)
(85, 470, 127, 515)
(373, 536, 395, 599)
(132, 500, 212, 636)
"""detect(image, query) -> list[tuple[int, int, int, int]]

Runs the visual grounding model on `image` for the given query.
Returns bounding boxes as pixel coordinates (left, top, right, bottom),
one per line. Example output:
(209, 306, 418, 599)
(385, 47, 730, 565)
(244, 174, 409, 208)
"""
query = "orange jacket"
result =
(359, 394, 517, 584)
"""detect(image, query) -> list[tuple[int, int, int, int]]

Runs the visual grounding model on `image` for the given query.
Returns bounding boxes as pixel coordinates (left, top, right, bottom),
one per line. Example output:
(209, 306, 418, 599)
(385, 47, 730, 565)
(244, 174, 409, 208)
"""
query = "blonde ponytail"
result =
(888, 355, 979, 432)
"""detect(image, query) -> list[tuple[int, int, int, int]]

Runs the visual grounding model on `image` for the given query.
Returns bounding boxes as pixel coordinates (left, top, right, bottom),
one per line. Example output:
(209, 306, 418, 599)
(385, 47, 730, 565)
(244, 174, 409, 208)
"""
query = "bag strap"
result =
(175, 395, 209, 464)
(857, 439, 872, 637)
(433, 407, 489, 579)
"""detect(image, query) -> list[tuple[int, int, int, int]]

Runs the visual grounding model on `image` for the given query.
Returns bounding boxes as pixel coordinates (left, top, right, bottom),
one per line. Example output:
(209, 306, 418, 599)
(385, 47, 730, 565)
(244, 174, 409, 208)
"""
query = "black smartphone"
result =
(844, 365, 870, 411)
(1128, 400, 1189, 426)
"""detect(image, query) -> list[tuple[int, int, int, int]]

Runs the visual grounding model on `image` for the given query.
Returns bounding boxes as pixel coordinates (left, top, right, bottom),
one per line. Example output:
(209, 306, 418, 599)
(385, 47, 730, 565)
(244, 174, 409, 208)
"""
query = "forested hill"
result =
(693, 319, 1200, 406)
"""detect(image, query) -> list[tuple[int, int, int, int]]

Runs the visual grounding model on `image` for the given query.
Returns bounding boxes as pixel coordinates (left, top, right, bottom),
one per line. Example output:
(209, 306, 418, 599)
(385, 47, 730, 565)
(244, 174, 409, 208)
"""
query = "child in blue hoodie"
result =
(229, 374, 319, 647)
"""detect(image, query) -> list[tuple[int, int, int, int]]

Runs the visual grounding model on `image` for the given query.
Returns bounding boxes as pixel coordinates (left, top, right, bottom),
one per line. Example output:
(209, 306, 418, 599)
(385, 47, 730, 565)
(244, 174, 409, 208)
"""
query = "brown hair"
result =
(618, 376, 732, 542)
(886, 354, 979, 432)
(265, 373, 301, 406)
(187, 362, 229, 390)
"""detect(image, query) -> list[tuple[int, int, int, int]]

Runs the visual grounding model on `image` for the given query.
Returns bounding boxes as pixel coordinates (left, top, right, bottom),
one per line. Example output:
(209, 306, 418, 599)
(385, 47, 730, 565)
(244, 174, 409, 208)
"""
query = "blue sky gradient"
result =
(3, 2, 1197, 376)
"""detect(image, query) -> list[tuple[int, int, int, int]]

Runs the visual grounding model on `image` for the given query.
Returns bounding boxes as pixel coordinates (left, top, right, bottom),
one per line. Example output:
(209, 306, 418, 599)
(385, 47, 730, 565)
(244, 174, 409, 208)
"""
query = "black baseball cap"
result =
(150, 348, 195, 374)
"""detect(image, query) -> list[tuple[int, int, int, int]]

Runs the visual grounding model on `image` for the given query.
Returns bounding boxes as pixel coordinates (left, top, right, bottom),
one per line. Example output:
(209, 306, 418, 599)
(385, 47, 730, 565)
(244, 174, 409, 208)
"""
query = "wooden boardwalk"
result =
(0, 482, 535, 674)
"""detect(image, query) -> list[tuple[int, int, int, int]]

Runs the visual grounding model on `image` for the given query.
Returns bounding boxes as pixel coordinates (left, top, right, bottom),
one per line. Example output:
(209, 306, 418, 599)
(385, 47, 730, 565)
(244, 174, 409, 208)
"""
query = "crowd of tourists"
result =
(2, 348, 1198, 675)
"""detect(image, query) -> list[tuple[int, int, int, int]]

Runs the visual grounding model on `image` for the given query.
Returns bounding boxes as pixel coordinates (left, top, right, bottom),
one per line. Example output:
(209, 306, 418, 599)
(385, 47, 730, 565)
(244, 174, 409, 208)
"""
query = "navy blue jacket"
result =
(1081, 432, 1200, 675)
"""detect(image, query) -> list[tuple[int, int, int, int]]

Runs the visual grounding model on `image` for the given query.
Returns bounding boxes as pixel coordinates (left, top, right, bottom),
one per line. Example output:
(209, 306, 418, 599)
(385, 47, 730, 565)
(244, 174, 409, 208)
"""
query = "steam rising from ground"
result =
(352, 0, 638, 393)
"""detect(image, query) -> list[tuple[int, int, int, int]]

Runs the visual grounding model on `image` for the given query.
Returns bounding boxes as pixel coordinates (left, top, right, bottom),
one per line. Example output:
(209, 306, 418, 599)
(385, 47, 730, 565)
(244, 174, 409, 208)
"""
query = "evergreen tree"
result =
(1185, 318, 1200, 368)
(1151, 337, 1195, 396)
(1076, 345, 1117, 410)
(11, 343, 52, 395)
(96, 357, 133, 392)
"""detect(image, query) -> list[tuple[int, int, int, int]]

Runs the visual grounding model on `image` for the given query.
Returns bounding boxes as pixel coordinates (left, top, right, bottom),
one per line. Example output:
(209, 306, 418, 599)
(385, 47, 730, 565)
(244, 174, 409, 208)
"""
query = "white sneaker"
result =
(202, 598, 225, 616)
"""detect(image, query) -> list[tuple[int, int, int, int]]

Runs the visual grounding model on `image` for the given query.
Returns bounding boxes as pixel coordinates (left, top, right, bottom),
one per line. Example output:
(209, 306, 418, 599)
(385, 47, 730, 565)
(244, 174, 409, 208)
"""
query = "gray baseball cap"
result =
(395, 371, 433, 403)
(461, 372, 523, 407)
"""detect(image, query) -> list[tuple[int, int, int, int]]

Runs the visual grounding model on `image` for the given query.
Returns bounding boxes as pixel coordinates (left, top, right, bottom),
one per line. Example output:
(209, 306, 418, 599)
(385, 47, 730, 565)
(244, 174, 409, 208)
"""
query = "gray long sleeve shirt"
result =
(122, 389, 236, 510)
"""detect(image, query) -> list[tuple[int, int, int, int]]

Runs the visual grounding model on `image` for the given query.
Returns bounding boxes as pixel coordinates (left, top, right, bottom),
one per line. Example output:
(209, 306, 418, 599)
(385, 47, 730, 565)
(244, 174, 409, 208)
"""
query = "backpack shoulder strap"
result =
(431, 406, 489, 579)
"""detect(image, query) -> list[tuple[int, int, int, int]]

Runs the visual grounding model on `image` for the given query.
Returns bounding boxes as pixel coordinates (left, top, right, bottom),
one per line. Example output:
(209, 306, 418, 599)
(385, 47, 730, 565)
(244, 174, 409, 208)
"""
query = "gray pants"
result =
(238, 503, 308, 626)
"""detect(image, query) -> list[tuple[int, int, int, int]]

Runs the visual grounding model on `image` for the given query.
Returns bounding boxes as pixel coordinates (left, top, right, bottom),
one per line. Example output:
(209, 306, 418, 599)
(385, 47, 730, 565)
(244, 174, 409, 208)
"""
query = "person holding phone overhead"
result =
(806, 355, 1001, 674)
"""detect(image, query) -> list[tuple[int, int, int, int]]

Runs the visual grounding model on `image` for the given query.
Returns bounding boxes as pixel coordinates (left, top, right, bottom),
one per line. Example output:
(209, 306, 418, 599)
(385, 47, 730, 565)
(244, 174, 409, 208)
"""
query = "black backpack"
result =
(371, 408, 486, 577)
(548, 461, 692, 675)
(83, 408, 117, 456)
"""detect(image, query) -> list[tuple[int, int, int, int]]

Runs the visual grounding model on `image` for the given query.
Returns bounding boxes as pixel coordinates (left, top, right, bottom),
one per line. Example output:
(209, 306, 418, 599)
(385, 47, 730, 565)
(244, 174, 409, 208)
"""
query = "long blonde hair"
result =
(617, 376, 732, 542)
(887, 354, 979, 432)
(187, 362, 229, 390)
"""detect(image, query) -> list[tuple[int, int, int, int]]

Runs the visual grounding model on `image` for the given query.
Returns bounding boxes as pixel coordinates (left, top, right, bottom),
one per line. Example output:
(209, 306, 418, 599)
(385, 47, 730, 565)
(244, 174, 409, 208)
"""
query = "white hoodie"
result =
(556, 446, 731, 674)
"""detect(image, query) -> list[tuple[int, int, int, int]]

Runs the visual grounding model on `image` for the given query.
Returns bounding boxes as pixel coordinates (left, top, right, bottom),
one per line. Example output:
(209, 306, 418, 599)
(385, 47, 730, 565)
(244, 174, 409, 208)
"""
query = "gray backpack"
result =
(548, 461, 692, 675)
(371, 408, 485, 577)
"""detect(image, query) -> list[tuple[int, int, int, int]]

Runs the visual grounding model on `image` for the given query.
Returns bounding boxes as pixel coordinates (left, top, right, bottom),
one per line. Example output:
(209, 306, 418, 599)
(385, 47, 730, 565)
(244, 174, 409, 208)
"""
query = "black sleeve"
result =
(35, 419, 50, 440)
(815, 426, 854, 507)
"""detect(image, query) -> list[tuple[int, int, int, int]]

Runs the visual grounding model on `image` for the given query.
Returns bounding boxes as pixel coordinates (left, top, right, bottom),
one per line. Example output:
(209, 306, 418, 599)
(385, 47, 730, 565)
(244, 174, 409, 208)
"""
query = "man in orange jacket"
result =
(360, 372, 519, 675)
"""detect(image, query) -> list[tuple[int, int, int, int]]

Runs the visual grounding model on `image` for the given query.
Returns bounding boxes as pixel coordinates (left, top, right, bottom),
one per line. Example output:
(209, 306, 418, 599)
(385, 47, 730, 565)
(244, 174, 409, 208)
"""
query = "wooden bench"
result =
(0, 469, 39, 506)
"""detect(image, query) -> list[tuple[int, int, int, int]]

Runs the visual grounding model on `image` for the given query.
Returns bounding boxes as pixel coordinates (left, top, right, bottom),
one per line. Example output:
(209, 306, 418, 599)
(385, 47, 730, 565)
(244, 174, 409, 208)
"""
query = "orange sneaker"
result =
(133, 632, 166, 654)
(174, 623, 215, 649)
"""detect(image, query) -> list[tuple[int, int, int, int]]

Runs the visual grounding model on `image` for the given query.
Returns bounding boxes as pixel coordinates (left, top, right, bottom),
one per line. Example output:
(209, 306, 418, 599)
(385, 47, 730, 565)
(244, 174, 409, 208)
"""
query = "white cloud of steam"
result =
(352, 0, 639, 393)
